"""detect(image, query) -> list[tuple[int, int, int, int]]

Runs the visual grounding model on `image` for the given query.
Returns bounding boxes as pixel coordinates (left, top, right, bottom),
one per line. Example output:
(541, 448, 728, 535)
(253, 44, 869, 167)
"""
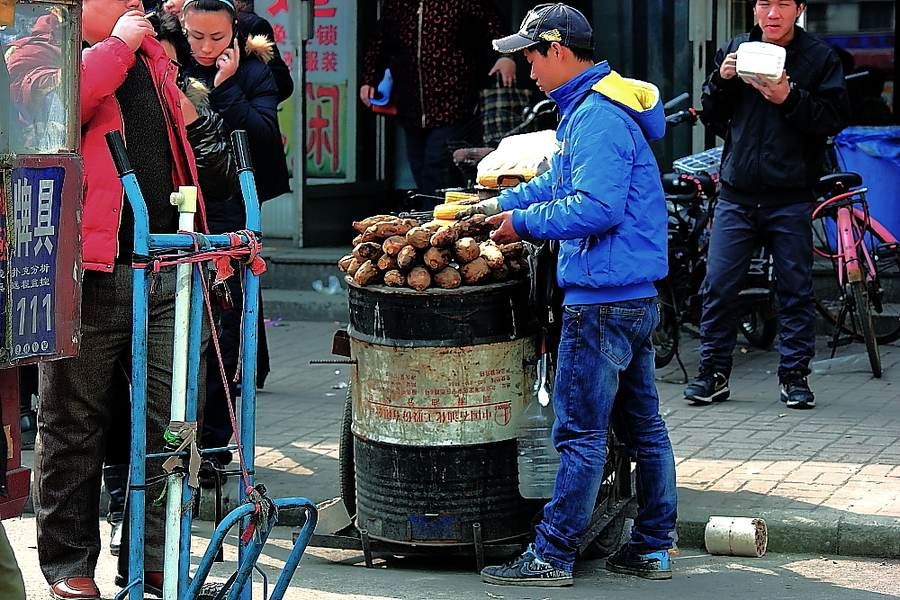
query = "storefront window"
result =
(1, 2, 78, 154)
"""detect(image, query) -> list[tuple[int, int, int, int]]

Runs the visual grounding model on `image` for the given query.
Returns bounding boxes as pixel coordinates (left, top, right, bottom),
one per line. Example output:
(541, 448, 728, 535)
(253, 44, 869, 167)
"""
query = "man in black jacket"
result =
(685, 0, 850, 410)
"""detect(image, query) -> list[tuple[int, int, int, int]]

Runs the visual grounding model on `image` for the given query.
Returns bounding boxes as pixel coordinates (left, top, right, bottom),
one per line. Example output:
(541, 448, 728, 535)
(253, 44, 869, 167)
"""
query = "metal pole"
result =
(163, 186, 197, 600)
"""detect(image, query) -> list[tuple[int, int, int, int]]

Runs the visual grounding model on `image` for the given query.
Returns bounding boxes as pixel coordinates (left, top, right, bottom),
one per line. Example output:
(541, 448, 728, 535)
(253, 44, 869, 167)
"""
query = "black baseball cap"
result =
(493, 3, 594, 53)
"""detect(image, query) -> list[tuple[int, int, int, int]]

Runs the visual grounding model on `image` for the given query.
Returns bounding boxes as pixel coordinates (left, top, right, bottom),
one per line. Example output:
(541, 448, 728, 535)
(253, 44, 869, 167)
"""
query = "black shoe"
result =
(780, 372, 815, 409)
(684, 371, 729, 405)
(481, 544, 573, 587)
(198, 459, 226, 489)
(605, 545, 672, 580)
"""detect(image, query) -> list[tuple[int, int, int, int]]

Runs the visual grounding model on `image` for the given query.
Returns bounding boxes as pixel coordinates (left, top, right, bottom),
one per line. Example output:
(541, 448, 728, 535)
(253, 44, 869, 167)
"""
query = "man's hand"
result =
(746, 70, 790, 105)
(718, 52, 738, 80)
(214, 38, 240, 87)
(487, 211, 521, 244)
(111, 10, 155, 53)
(359, 84, 376, 108)
(454, 198, 502, 219)
(488, 56, 517, 87)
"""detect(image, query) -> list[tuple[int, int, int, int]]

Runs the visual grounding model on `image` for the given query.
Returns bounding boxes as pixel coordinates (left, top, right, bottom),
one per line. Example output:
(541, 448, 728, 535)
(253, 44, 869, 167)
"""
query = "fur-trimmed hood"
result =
(183, 34, 275, 108)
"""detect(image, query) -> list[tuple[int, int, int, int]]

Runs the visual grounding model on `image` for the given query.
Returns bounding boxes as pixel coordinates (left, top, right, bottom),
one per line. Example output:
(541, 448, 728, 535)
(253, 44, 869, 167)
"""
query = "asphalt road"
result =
(5, 516, 899, 599)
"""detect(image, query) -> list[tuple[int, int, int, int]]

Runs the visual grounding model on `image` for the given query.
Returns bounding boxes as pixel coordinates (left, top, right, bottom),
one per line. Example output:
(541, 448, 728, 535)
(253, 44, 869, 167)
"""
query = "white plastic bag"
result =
(476, 130, 558, 188)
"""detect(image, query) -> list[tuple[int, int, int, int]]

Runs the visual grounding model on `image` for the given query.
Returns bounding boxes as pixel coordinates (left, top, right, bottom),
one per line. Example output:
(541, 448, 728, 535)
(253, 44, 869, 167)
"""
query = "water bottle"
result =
(810, 353, 870, 374)
(517, 398, 560, 499)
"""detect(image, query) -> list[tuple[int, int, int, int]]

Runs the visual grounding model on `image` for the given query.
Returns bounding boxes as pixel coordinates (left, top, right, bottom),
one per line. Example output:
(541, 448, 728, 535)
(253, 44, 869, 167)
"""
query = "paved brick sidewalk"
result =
(254, 320, 900, 557)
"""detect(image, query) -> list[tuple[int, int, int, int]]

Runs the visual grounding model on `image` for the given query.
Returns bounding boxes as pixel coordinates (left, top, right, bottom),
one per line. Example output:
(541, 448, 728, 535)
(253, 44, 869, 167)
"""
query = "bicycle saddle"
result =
(815, 172, 862, 196)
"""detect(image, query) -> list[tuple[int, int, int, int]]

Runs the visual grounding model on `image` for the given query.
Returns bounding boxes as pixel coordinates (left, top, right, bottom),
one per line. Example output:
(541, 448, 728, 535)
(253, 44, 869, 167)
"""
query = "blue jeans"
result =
(699, 199, 816, 379)
(534, 298, 677, 572)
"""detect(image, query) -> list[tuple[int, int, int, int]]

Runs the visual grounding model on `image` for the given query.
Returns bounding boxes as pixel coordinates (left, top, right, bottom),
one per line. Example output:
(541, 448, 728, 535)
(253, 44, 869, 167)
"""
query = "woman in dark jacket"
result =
(180, 0, 286, 474)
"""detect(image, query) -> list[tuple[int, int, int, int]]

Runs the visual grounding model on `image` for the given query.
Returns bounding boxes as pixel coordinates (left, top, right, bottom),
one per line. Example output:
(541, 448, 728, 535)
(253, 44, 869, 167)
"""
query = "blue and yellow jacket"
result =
(500, 61, 668, 305)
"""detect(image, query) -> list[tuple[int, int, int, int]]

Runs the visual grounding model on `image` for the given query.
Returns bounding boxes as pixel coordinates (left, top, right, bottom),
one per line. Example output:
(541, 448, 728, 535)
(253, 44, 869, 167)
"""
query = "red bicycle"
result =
(811, 172, 900, 378)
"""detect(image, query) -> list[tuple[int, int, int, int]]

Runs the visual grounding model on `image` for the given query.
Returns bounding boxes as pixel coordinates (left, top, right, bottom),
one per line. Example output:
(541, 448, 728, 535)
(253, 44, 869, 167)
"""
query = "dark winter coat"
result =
(361, 0, 509, 130)
(701, 26, 851, 206)
(183, 36, 291, 232)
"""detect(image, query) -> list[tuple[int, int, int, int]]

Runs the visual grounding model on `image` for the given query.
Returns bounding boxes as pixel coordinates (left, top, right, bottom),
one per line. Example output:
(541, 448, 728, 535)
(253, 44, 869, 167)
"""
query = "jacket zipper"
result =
(417, 0, 426, 128)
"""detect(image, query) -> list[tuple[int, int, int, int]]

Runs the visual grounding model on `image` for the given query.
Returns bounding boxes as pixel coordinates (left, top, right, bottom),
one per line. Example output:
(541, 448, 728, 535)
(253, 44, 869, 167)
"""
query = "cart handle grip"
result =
(231, 130, 253, 173)
(104, 130, 134, 177)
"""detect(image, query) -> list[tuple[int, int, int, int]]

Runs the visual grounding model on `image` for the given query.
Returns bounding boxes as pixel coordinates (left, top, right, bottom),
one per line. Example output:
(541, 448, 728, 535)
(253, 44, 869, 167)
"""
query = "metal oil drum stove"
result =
(310, 248, 636, 571)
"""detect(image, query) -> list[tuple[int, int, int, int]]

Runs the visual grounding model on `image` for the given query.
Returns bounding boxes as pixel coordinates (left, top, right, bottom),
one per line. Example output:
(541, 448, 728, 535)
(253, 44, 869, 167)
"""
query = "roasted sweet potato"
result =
(337, 254, 354, 272)
(424, 246, 452, 271)
(383, 270, 406, 287)
(352, 214, 397, 233)
(405, 226, 433, 249)
(430, 225, 460, 248)
(479, 241, 505, 269)
(396, 245, 419, 270)
(366, 218, 419, 239)
(506, 258, 528, 278)
(453, 213, 495, 240)
(353, 260, 381, 286)
(377, 253, 398, 271)
(490, 262, 510, 282)
(346, 258, 361, 277)
(460, 257, 491, 285)
(498, 242, 525, 259)
(453, 237, 480, 263)
(433, 266, 462, 289)
(383, 235, 408, 256)
(352, 241, 383, 262)
(407, 266, 432, 291)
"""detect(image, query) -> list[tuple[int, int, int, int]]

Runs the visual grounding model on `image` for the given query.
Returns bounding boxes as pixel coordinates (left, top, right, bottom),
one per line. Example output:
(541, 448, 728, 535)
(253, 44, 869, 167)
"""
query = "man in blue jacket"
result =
(459, 3, 676, 587)
(686, 0, 850, 409)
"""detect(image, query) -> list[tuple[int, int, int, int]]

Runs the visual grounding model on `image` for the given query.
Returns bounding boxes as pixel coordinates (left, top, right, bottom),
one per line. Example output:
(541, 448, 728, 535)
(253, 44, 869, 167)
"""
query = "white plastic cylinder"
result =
(704, 516, 767, 557)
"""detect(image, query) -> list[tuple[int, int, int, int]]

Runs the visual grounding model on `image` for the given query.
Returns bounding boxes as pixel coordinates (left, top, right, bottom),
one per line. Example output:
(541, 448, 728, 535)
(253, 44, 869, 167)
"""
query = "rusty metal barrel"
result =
(347, 279, 538, 546)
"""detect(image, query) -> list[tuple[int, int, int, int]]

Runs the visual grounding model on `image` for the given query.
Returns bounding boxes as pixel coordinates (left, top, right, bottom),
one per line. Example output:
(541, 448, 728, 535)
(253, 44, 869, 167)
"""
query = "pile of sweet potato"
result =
(337, 214, 528, 290)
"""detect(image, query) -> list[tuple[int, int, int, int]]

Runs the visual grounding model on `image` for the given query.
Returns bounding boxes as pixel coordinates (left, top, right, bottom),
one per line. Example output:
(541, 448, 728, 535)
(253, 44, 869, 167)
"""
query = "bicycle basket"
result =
(673, 146, 724, 177)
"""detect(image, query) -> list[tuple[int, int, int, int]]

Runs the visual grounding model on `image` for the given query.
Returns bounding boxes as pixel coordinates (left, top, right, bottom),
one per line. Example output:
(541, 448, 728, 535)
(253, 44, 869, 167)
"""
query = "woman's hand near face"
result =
(214, 38, 240, 87)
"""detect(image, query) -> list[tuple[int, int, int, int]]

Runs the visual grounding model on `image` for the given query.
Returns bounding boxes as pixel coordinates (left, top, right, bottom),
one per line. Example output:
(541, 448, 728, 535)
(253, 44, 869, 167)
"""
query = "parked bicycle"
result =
(810, 171, 900, 377)
(653, 103, 778, 371)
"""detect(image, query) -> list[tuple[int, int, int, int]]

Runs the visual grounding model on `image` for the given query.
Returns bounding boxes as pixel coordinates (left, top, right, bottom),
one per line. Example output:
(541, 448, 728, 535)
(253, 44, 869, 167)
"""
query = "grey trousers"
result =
(35, 265, 206, 582)
(0, 521, 26, 600)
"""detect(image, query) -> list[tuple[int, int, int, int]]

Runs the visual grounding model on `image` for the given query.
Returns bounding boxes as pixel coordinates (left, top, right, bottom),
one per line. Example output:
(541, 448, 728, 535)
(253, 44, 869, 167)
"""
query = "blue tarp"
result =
(833, 126, 900, 241)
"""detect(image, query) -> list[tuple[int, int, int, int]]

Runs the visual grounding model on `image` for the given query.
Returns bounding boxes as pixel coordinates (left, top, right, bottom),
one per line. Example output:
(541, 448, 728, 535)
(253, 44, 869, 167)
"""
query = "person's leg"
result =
(607, 300, 677, 575)
(535, 300, 661, 571)
(0, 521, 26, 600)
(403, 126, 429, 195)
(419, 123, 466, 200)
(761, 202, 816, 378)
(35, 270, 131, 584)
(116, 266, 175, 577)
(697, 200, 760, 376)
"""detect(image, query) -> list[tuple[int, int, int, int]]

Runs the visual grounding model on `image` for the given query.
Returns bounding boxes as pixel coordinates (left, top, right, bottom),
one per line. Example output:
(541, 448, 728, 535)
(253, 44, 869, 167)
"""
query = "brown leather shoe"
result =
(50, 578, 101, 600)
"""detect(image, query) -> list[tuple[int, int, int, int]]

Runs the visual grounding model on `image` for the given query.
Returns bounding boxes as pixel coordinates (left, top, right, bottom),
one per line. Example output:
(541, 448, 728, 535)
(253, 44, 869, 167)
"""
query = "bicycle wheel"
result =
(811, 212, 900, 344)
(739, 306, 779, 349)
(653, 281, 678, 368)
(850, 280, 883, 378)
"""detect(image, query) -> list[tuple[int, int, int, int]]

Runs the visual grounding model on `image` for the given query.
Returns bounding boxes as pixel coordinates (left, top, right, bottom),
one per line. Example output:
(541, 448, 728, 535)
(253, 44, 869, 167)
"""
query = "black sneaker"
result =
(481, 544, 573, 587)
(605, 545, 672, 580)
(684, 371, 729, 405)
(780, 373, 815, 409)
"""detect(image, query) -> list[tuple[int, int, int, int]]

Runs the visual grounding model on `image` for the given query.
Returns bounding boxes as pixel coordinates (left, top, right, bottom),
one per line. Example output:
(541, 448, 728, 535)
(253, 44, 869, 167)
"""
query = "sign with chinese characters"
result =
(259, 0, 298, 177)
(8, 166, 62, 359)
(304, 0, 353, 180)
(351, 337, 535, 446)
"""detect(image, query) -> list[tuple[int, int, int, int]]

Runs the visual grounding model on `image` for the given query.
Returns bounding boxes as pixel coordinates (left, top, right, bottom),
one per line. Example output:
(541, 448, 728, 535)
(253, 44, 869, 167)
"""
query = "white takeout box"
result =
(736, 41, 786, 80)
